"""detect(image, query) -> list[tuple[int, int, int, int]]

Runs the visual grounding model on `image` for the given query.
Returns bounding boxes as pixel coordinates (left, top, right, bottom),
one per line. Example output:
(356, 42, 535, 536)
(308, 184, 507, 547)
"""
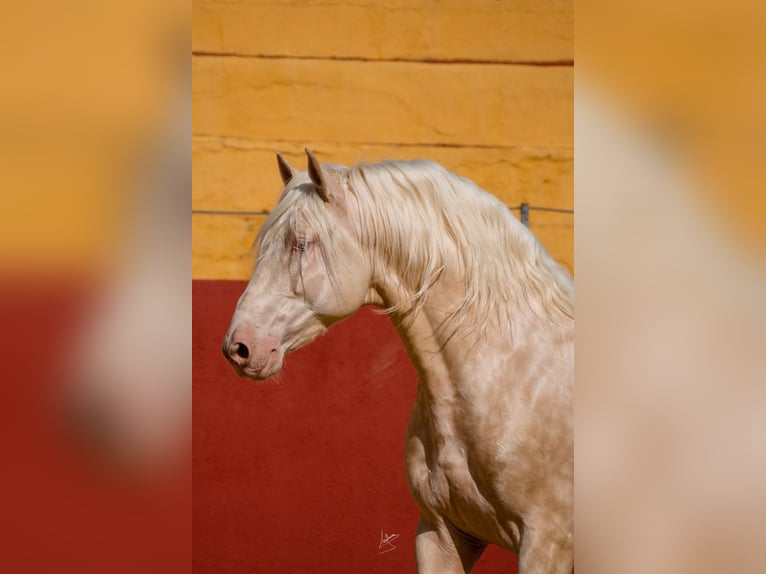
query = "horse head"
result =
(222, 149, 375, 380)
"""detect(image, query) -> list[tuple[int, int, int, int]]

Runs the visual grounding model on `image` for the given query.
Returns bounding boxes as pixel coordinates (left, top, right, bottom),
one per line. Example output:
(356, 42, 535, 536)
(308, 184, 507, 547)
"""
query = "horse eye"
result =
(293, 238, 309, 252)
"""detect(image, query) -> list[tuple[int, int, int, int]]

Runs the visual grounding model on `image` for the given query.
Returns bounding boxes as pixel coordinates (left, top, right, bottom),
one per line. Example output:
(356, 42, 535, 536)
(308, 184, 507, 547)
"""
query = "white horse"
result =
(223, 149, 574, 573)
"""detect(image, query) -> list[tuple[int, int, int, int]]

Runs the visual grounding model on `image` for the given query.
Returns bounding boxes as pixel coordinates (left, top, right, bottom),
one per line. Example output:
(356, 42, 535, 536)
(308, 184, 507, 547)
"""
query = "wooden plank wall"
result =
(192, 0, 573, 279)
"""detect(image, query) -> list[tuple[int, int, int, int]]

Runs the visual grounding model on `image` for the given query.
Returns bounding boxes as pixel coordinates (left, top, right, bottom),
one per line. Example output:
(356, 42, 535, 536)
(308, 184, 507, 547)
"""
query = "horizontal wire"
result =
(192, 205, 574, 217)
(192, 209, 270, 216)
(507, 205, 574, 214)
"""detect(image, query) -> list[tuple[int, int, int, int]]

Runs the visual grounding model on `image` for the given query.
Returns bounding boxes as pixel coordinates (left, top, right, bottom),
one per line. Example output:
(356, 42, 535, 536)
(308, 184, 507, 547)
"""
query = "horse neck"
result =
(372, 251, 530, 402)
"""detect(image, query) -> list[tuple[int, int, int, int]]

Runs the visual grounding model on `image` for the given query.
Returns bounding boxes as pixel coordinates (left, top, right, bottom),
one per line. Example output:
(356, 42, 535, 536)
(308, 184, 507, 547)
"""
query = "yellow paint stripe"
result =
(193, 138, 572, 213)
(192, 57, 573, 148)
(193, 0, 573, 63)
(193, 213, 263, 280)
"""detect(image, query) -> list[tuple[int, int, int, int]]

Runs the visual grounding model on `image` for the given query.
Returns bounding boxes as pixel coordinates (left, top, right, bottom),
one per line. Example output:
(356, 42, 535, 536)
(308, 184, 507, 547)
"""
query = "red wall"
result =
(193, 280, 518, 573)
(0, 281, 189, 574)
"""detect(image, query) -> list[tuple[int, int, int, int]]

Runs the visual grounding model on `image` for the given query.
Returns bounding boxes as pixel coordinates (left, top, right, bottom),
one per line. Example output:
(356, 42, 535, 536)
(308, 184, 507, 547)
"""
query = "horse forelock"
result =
(253, 171, 347, 291)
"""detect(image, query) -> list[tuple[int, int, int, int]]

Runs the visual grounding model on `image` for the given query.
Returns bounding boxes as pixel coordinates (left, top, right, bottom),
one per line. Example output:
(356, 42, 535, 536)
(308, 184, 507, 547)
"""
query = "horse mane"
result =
(343, 160, 574, 328)
(256, 159, 573, 331)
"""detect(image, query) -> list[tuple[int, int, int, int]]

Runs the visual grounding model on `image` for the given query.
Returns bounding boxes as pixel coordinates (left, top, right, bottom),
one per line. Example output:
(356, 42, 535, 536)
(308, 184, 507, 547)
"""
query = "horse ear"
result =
(305, 148, 332, 203)
(276, 152, 296, 185)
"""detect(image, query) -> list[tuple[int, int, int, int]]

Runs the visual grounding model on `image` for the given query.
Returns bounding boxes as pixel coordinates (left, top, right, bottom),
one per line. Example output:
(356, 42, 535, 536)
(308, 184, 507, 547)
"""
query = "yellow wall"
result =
(193, 0, 573, 279)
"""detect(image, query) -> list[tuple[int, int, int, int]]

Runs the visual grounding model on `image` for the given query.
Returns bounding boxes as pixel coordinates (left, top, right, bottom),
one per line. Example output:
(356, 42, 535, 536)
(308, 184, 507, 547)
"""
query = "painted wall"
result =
(192, 0, 573, 279)
(193, 2, 572, 572)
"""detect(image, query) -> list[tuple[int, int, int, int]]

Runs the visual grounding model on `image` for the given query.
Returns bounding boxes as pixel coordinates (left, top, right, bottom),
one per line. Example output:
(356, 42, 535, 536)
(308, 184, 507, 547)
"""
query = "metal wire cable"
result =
(191, 204, 573, 216)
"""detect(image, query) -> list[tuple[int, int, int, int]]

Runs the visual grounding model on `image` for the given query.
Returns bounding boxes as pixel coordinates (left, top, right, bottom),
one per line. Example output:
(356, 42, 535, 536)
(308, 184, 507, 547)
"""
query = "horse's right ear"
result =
(305, 148, 332, 203)
(276, 152, 296, 185)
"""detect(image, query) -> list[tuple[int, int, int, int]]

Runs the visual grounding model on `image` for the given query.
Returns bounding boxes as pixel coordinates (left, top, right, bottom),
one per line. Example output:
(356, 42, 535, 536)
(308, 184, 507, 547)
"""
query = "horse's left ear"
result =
(305, 148, 340, 204)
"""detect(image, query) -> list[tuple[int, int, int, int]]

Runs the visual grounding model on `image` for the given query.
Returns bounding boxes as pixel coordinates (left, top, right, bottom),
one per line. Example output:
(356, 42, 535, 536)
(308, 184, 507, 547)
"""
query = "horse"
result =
(222, 149, 574, 573)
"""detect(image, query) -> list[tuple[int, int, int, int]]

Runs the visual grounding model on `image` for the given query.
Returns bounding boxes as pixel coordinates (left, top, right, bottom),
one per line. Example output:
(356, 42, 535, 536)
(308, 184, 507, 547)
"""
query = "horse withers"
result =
(223, 149, 574, 574)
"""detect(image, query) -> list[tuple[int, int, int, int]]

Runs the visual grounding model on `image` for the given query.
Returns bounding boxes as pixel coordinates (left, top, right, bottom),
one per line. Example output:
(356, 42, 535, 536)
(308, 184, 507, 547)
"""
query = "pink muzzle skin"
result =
(223, 324, 282, 379)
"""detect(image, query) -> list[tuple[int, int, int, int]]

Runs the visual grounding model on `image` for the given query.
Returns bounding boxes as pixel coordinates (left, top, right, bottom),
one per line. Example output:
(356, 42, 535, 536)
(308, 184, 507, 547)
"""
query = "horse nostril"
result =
(234, 342, 250, 360)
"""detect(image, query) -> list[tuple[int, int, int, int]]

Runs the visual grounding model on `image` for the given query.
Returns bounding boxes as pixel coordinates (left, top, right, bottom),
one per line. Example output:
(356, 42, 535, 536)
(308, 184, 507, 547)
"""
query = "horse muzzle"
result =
(222, 324, 284, 380)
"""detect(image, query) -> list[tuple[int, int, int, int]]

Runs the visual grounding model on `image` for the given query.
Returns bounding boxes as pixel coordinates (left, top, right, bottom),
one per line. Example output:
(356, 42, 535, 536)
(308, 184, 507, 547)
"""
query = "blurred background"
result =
(0, 1, 189, 573)
(9, 0, 763, 572)
(192, 1, 571, 573)
(576, 1, 766, 573)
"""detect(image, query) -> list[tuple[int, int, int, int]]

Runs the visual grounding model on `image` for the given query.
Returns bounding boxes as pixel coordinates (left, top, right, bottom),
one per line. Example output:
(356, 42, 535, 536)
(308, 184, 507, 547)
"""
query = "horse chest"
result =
(405, 405, 503, 542)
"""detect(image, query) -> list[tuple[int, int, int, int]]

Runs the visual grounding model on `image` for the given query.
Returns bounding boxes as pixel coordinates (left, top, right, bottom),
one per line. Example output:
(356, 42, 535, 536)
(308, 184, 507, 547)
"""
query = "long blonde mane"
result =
(344, 160, 573, 327)
(258, 159, 573, 330)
